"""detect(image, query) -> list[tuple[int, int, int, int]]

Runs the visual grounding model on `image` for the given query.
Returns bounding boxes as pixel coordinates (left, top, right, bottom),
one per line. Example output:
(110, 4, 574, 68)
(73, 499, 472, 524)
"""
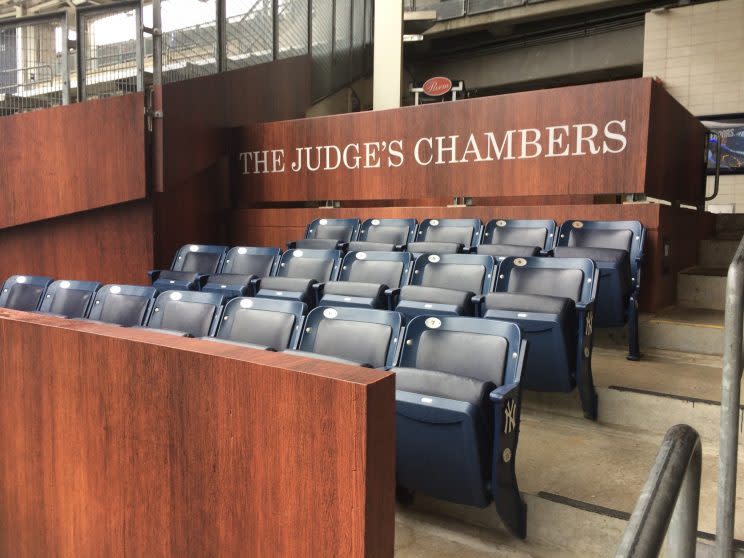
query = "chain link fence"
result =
(0, 13, 69, 117)
(160, 0, 219, 84)
(77, 2, 143, 101)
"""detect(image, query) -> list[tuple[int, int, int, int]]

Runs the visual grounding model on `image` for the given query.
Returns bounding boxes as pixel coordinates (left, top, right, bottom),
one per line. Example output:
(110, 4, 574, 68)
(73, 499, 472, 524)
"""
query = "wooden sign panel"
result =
(234, 78, 707, 206)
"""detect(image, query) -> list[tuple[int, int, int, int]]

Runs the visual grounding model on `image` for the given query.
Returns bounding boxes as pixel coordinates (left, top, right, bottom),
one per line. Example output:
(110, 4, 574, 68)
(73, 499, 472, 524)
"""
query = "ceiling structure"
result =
(0, 0, 132, 21)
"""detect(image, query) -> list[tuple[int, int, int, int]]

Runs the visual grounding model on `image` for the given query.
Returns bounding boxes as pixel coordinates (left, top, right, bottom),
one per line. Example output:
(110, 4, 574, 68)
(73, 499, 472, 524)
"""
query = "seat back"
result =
(276, 249, 342, 282)
(495, 257, 596, 305)
(557, 220, 645, 281)
(0, 275, 53, 311)
(416, 218, 482, 248)
(169, 244, 228, 274)
(88, 285, 158, 326)
(412, 253, 495, 295)
(221, 246, 281, 277)
(147, 290, 225, 337)
(39, 280, 101, 318)
(299, 306, 402, 368)
(339, 251, 413, 288)
(304, 218, 360, 242)
(483, 219, 556, 250)
(215, 297, 306, 349)
(398, 315, 522, 386)
(358, 218, 417, 246)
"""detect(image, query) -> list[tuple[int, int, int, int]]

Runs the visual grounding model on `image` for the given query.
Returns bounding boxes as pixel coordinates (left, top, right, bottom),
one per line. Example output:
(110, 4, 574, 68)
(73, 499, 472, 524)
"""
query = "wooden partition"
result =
(233, 78, 707, 207)
(231, 203, 714, 312)
(0, 310, 394, 557)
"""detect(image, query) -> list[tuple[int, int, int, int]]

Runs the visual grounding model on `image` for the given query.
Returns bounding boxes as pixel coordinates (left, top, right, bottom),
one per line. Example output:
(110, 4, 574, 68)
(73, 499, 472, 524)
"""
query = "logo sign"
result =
(422, 76, 452, 97)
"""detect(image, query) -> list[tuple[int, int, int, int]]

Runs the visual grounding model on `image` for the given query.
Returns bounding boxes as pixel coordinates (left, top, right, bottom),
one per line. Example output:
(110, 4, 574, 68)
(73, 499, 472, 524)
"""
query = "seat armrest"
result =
(312, 282, 325, 306)
(148, 270, 161, 281)
(471, 294, 486, 316)
(337, 241, 349, 251)
(385, 287, 401, 309)
(540, 249, 554, 257)
(394, 244, 406, 252)
(490, 382, 520, 403)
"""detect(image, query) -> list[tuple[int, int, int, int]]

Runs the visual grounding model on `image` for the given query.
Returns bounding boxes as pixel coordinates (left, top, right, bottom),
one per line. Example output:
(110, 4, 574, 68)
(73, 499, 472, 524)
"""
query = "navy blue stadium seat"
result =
(39, 280, 101, 318)
(212, 297, 306, 350)
(393, 315, 527, 538)
(87, 284, 158, 326)
(286, 306, 402, 368)
(145, 290, 225, 337)
(395, 253, 495, 319)
(554, 220, 645, 361)
(290, 218, 360, 250)
(407, 218, 482, 256)
(478, 256, 599, 420)
(348, 218, 417, 251)
(202, 246, 282, 298)
(0, 275, 53, 311)
(478, 219, 557, 259)
(319, 251, 413, 309)
(255, 248, 342, 306)
(149, 244, 228, 290)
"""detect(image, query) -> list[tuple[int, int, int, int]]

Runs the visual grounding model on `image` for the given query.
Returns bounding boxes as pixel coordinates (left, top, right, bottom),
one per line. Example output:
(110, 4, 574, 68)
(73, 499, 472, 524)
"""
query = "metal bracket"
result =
(142, 26, 162, 36)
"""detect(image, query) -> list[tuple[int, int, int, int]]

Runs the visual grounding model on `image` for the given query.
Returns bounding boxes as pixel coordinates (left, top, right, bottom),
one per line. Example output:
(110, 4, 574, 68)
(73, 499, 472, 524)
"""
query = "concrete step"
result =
(596, 306, 725, 355)
(399, 411, 744, 556)
(677, 267, 727, 310)
(700, 238, 740, 267)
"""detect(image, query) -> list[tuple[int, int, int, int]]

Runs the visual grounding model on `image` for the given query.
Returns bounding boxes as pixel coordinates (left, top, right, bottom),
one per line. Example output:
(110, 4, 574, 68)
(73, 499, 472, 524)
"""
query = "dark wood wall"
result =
(154, 56, 313, 268)
(232, 78, 707, 207)
(0, 94, 146, 228)
(0, 310, 395, 557)
(230, 203, 714, 311)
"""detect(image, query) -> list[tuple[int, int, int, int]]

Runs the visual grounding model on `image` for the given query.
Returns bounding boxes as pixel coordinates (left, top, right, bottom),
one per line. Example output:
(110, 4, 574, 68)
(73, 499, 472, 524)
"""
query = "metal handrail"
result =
(706, 131, 722, 202)
(716, 232, 744, 557)
(616, 425, 702, 558)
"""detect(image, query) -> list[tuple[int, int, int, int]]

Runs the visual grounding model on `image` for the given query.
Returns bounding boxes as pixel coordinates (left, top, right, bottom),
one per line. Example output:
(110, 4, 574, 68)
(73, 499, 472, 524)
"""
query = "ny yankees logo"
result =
(585, 311, 593, 336)
(504, 400, 517, 434)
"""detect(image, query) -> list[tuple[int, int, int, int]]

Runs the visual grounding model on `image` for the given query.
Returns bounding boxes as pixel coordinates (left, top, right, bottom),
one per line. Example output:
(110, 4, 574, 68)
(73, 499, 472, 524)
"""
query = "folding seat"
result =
(212, 297, 305, 350)
(87, 285, 158, 327)
(406, 218, 482, 256)
(478, 219, 557, 259)
(289, 218, 360, 250)
(285, 306, 402, 368)
(202, 247, 281, 298)
(477, 256, 599, 420)
(149, 244, 228, 290)
(395, 253, 495, 319)
(318, 251, 413, 310)
(145, 290, 225, 337)
(0, 275, 53, 311)
(347, 218, 417, 252)
(553, 220, 645, 360)
(39, 280, 101, 318)
(393, 315, 526, 538)
(254, 249, 342, 306)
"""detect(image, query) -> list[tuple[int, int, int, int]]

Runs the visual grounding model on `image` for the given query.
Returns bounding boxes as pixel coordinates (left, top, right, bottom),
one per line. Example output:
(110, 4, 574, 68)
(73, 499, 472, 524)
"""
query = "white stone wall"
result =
(643, 0, 744, 212)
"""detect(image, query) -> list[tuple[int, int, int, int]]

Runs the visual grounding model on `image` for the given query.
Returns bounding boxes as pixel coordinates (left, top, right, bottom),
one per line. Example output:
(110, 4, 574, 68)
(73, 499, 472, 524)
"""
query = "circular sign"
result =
(237, 247, 248, 255)
(319, 219, 328, 226)
(110, 285, 121, 294)
(572, 221, 584, 229)
(514, 258, 527, 267)
(356, 252, 368, 260)
(425, 317, 442, 329)
(428, 254, 441, 263)
(169, 291, 182, 301)
(422, 76, 453, 97)
(371, 219, 381, 226)
(323, 308, 338, 319)
(430, 219, 440, 226)
(496, 220, 507, 227)
(240, 298, 254, 309)
(60, 281, 71, 289)
(16, 276, 26, 284)
(294, 250, 304, 258)
(189, 245, 199, 252)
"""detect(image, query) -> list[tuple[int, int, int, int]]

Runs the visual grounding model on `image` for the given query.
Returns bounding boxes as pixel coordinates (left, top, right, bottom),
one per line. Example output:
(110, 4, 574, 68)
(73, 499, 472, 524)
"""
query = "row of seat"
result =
(0, 277, 527, 536)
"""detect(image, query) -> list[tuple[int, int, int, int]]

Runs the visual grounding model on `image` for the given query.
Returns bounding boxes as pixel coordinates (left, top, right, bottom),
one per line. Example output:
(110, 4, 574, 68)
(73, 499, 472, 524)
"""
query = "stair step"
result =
(677, 267, 727, 310)
(399, 410, 744, 556)
(595, 306, 726, 355)
(700, 238, 740, 267)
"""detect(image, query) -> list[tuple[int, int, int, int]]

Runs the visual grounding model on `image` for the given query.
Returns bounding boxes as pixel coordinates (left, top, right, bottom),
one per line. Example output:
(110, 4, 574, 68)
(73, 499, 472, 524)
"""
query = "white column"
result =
(373, 0, 403, 110)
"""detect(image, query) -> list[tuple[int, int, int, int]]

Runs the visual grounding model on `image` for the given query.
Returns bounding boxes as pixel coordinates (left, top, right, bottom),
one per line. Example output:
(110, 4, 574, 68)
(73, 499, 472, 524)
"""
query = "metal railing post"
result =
(61, 12, 70, 105)
(716, 233, 744, 557)
(135, 1, 145, 92)
(616, 425, 702, 558)
(216, 0, 226, 72)
(152, 0, 162, 87)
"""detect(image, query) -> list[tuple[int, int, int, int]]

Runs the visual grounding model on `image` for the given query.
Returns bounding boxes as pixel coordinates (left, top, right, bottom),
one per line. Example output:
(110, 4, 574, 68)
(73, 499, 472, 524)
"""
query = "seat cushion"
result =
(394, 367, 495, 407)
(205, 273, 256, 289)
(553, 246, 631, 294)
(284, 350, 371, 367)
(399, 285, 474, 312)
(477, 244, 541, 258)
(323, 281, 387, 300)
(406, 241, 463, 255)
(347, 241, 399, 252)
(490, 226, 548, 248)
(156, 270, 200, 284)
(484, 292, 575, 316)
(294, 239, 341, 250)
(259, 276, 316, 294)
